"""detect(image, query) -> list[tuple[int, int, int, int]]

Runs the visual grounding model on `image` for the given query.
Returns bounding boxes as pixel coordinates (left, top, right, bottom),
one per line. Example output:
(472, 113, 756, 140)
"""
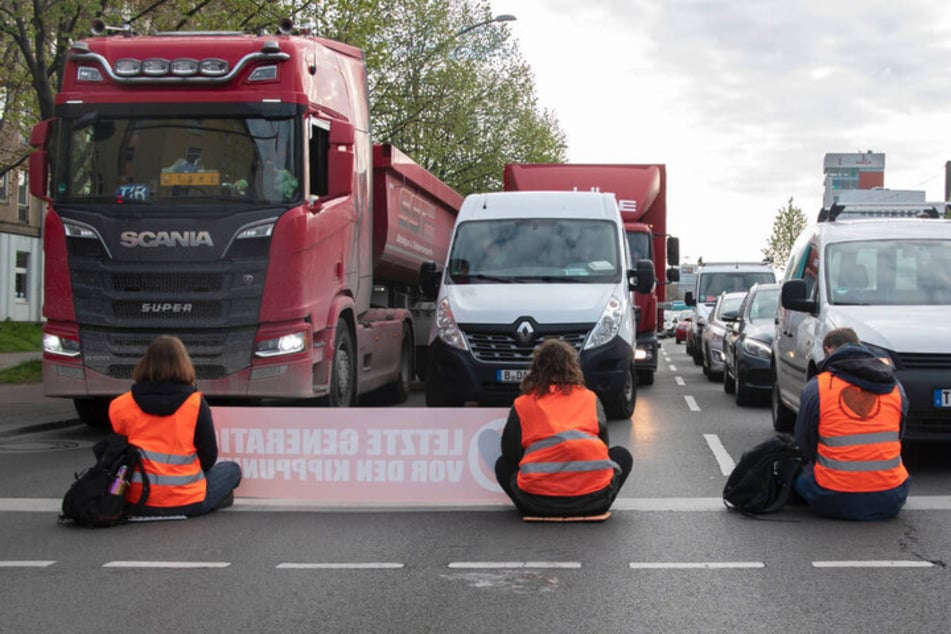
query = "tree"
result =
(0, 0, 566, 194)
(762, 197, 807, 268)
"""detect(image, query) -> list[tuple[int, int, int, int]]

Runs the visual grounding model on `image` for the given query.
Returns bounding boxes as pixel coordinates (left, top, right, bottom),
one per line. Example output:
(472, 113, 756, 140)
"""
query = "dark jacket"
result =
(794, 344, 908, 462)
(129, 382, 218, 471)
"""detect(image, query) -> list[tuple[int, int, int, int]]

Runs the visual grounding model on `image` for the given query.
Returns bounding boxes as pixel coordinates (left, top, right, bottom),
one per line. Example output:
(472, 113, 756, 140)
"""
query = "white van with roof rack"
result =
(771, 201, 951, 439)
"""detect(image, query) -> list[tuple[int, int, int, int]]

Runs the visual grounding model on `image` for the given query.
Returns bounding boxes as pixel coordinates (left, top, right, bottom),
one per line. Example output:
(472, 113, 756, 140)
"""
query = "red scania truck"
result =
(503, 163, 679, 386)
(29, 20, 461, 425)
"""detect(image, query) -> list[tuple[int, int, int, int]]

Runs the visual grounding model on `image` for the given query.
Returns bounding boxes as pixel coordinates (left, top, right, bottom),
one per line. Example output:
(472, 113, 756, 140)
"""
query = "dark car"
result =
(723, 282, 780, 405)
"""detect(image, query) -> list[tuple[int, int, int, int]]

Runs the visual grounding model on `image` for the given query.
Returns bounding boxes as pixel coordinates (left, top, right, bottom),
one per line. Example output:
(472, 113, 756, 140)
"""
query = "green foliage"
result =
(762, 197, 807, 268)
(0, 321, 42, 352)
(0, 359, 42, 383)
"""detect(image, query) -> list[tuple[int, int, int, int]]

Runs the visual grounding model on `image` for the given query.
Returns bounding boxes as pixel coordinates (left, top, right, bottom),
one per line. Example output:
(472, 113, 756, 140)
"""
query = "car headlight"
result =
(740, 337, 772, 359)
(435, 298, 468, 351)
(585, 295, 628, 350)
(255, 331, 307, 357)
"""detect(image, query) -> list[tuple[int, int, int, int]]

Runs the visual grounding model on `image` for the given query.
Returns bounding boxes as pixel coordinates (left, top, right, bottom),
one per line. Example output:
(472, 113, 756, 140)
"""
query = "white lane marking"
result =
(277, 562, 404, 569)
(630, 562, 764, 569)
(684, 395, 701, 411)
(812, 560, 935, 568)
(448, 562, 581, 569)
(675, 376, 685, 386)
(5, 496, 951, 513)
(0, 560, 56, 567)
(669, 364, 677, 372)
(703, 434, 735, 476)
(103, 561, 231, 568)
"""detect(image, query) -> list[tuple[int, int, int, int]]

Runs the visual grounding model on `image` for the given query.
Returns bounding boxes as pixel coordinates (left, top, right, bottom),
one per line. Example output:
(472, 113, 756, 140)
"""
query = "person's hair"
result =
(132, 335, 196, 385)
(823, 327, 860, 351)
(519, 339, 586, 397)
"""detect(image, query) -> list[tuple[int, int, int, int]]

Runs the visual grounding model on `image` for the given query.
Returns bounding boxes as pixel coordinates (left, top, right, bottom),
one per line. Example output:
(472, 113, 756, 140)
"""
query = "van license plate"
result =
(497, 369, 528, 383)
(934, 389, 951, 408)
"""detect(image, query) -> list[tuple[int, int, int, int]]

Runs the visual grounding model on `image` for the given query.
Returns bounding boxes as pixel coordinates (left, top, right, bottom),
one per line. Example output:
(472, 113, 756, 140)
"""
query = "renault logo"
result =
(515, 321, 535, 346)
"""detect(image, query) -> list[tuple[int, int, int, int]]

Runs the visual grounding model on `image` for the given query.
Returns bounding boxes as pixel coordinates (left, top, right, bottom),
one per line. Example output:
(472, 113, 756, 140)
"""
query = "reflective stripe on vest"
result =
(515, 386, 615, 497)
(814, 373, 908, 493)
(109, 390, 207, 507)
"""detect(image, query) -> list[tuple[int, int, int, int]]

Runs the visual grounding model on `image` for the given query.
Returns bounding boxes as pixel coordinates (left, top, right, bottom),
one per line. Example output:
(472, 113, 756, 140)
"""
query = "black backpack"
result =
(723, 433, 804, 515)
(60, 433, 150, 527)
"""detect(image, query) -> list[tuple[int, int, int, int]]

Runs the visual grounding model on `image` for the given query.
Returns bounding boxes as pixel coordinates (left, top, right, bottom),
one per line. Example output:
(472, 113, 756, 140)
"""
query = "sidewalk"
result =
(0, 351, 42, 370)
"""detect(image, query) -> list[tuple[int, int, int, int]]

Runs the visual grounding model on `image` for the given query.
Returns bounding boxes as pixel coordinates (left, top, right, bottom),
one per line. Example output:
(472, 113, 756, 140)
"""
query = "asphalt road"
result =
(1, 342, 949, 633)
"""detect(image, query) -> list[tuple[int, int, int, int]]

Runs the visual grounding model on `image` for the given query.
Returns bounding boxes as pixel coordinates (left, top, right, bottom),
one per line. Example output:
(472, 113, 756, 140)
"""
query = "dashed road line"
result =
(277, 562, 404, 569)
(668, 364, 677, 372)
(675, 376, 685, 386)
(703, 433, 736, 476)
(630, 562, 765, 569)
(103, 561, 231, 569)
(0, 560, 56, 567)
(812, 560, 935, 568)
(684, 395, 700, 411)
(448, 562, 581, 569)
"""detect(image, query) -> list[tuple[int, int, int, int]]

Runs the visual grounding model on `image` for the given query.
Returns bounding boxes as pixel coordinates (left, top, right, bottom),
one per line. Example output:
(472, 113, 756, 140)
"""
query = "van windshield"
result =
(447, 218, 621, 283)
(697, 271, 774, 303)
(827, 240, 951, 305)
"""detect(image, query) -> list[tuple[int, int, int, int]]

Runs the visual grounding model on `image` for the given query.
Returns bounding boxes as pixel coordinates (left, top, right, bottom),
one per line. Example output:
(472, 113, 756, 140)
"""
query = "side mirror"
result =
(684, 291, 695, 307)
(667, 236, 680, 266)
(629, 258, 656, 294)
(419, 261, 441, 299)
(666, 266, 680, 283)
(29, 119, 53, 202)
(326, 121, 355, 199)
(780, 279, 817, 314)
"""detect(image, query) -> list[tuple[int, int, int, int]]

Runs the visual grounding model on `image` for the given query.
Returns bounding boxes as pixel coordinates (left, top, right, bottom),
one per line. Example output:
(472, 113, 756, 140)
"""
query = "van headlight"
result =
(436, 298, 468, 351)
(585, 295, 628, 350)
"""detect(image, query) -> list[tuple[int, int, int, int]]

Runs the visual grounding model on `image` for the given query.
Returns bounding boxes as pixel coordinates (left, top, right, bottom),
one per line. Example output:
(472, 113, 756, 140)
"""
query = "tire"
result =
(380, 323, 413, 405)
(604, 362, 636, 420)
(329, 324, 356, 407)
(723, 362, 736, 394)
(771, 374, 796, 431)
(637, 370, 654, 386)
(74, 397, 112, 428)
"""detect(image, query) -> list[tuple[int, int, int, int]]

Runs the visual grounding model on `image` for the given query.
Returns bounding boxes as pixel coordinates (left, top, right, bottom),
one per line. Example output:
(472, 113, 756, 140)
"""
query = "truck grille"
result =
(111, 273, 223, 293)
(113, 301, 224, 320)
(467, 330, 588, 364)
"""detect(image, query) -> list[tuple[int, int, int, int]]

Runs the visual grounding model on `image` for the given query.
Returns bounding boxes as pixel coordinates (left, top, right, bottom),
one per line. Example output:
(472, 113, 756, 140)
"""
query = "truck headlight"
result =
(585, 295, 627, 350)
(255, 331, 307, 357)
(43, 334, 81, 357)
(435, 298, 468, 351)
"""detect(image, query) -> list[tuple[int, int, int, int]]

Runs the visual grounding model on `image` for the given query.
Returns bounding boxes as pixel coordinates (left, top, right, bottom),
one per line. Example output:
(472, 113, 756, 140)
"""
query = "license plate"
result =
(497, 369, 528, 383)
(934, 389, 951, 408)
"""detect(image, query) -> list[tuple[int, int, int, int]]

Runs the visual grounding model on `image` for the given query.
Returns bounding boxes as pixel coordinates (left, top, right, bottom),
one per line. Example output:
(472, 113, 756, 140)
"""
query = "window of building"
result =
(0, 171, 8, 202)
(17, 171, 29, 223)
(15, 251, 29, 302)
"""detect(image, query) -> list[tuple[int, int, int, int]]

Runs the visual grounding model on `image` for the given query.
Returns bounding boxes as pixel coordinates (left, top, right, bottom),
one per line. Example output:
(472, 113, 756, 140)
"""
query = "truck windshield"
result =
(57, 114, 299, 205)
(697, 271, 774, 303)
(447, 219, 621, 283)
(827, 240, 951, 305)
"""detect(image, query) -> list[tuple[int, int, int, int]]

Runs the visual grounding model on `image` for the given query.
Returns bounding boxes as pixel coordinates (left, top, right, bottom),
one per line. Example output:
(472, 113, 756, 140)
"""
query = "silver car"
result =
(701, 291, 746, 381)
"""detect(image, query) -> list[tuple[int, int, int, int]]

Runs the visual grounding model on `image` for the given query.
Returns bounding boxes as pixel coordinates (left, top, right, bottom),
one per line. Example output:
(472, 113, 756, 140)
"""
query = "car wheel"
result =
(771, 373, 796, 431)
(637, 370, 654, 386)
(723, 361, 736, 394)
(735, 367, 755, 406)
(329, 324, 357, 407)
(604, 362, 636, 420)
(380, 323, 413, 404)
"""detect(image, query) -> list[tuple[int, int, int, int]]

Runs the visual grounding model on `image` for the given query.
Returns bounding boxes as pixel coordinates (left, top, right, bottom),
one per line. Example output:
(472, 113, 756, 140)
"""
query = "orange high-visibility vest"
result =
(110, 390, 206, 507)
(515, 386, 616, 497)
(814, 373, 908, 493)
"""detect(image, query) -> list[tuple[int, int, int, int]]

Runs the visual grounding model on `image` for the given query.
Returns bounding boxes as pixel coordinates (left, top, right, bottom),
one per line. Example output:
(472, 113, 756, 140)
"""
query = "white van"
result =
(772, 202, 951, 439)
(420, 191, 654, 419)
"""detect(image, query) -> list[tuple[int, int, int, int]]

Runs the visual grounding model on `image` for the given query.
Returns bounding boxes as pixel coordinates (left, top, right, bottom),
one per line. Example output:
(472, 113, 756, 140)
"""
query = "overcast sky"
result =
(489, 0, 951, 263)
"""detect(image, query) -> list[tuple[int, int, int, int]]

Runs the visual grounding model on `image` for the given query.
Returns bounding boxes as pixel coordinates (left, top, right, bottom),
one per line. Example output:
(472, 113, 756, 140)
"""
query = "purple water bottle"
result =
(109, 465, 128, 495)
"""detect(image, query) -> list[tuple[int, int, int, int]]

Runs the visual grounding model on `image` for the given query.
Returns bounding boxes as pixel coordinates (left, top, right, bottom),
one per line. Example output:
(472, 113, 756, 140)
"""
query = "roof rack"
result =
(819, 202, 950, 222)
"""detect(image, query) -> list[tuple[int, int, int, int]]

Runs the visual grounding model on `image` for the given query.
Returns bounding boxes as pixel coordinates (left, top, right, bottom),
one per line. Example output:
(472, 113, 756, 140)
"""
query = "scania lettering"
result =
(29, 19, 462, 426)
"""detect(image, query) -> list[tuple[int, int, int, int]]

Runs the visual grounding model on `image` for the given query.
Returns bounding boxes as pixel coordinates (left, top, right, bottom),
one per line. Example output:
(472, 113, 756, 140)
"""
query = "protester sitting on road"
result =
(109, 335, 242, 517)
(495, 339, 633, 517)
(793, 327, 910, 520)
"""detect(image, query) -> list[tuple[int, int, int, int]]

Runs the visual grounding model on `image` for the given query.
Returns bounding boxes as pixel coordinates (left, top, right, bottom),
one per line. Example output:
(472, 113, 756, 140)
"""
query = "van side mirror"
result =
(780, 279, 817, 314)
(629, 258, 655, 294)
(419, 261, 441, 299)
(326, 121, 355, 199)
(684, 291, 695, 306)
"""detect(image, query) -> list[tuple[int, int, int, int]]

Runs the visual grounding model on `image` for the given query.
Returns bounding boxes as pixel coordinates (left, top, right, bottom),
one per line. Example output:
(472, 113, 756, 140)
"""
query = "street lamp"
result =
(454, 14, 516, 38)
